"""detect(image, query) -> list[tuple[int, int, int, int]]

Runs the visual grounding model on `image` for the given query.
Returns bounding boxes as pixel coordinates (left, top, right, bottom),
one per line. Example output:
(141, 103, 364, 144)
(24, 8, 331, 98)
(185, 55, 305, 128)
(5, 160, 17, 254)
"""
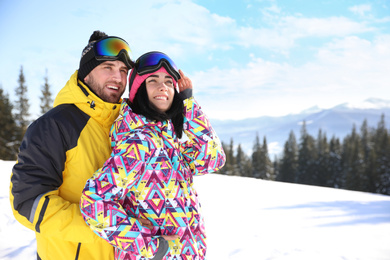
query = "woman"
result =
(80, 51, 226, 259)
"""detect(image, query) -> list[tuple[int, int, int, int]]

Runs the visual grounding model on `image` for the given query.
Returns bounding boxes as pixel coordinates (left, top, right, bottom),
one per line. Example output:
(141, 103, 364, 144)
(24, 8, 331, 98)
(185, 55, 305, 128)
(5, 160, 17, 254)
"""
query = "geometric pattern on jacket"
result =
(80, 97, 226, 259)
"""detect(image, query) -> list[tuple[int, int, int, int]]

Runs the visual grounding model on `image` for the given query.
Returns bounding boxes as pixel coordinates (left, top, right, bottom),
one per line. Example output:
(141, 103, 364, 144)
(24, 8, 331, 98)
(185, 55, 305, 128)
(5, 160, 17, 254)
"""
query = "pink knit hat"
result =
(128, 67, 178, 102)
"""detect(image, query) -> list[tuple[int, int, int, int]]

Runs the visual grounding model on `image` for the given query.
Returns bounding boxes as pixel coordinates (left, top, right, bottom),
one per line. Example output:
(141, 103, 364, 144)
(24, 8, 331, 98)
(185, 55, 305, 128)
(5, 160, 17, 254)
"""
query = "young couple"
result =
(10, 30, 225, 260)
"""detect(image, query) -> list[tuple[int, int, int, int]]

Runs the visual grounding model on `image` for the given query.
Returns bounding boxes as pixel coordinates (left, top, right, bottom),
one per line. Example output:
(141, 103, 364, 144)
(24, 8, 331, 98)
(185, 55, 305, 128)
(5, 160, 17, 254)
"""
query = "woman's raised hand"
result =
(177, 69, 192, 92)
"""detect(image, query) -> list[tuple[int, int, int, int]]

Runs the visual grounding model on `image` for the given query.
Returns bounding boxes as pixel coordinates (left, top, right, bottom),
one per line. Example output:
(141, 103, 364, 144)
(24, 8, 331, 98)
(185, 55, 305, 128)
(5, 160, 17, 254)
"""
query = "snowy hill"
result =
(1, 160, 390, 259)
(211, 98, 390, 156)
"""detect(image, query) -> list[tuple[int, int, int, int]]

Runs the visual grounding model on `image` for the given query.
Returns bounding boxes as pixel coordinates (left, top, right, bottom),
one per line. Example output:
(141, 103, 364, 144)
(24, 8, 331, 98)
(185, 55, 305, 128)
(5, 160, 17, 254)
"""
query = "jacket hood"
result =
(54, 70, 122, 129)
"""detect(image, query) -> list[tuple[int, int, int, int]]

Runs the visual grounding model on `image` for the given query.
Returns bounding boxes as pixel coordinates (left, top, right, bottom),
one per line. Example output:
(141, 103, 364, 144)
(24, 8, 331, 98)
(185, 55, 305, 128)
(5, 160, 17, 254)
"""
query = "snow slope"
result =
(1, 160, 390, 259)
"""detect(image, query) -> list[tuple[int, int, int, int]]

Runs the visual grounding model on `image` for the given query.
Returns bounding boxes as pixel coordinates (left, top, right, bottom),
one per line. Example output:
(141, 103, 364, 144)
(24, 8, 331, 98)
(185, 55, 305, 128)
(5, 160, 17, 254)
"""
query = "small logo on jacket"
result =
(88, 101, 96, 110)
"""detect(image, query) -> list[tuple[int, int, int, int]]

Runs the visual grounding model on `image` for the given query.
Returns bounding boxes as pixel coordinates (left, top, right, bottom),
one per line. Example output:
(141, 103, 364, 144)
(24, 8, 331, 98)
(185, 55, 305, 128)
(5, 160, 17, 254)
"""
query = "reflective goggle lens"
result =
(137, 52, 178, 71)
(94, 37, 131, 57)
(136, 51, 179, 80)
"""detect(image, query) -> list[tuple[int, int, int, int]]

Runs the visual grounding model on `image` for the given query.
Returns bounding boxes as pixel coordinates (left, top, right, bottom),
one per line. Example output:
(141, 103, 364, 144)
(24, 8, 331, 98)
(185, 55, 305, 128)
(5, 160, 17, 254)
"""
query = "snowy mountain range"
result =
(210, 98, 390, 157)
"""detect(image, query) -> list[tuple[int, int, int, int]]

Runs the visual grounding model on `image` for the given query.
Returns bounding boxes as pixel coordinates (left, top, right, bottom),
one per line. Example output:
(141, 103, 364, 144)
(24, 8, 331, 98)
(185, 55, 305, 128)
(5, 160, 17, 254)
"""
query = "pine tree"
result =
(366, 148, 378, 193)
(373, 114, 390, 194)
(218, 141, 230, 175)
(328, 136, 342, 188)
(360, 120, 376, 192)
(273, 155, 280, 181)
(235, 144, 244, 176)
(219, 139, 236, 175)
(251, 133, 262, 178)
(0, 86, 18, 160)
(258, 136, 273, 180)
(297, 121, 317, 185)
(227, 138, 237, 175)
(314, 129, 330, 187)
(14, 66, 31, 142)
(40, 69, 53, 114)
(341, 125, 366, 191)
(236, 144, 251, 177)
(360, 120, 372, 162)
(277, 131, 298, 183)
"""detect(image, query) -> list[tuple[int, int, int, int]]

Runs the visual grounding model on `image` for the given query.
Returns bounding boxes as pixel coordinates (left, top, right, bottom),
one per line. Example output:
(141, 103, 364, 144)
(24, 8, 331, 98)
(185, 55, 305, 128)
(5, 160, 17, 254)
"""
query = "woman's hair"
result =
(129, 82, 184, 138)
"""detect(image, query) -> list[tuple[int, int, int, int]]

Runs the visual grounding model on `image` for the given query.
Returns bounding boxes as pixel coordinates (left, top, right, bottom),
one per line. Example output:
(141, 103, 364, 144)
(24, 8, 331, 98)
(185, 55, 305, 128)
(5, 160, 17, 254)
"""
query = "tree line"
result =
(219, 117, 390, 196)
(0, 66, 52, 160)
(1, 66, 389, 196)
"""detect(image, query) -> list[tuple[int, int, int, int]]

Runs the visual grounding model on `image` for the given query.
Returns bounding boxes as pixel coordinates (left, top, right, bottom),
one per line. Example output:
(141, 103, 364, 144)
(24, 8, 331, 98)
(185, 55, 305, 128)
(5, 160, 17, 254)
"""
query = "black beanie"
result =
(78, 31, 108, 81)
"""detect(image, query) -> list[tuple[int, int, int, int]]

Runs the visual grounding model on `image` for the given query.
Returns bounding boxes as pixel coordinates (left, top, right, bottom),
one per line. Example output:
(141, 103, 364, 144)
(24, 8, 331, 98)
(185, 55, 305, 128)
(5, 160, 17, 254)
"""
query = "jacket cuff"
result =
(179, 88, 193, 100)
(151, 237, 169, 260)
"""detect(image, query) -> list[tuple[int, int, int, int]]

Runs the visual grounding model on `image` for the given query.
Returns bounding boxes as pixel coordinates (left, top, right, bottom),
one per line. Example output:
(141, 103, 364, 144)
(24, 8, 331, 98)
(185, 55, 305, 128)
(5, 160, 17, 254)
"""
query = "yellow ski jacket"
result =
(9, 71, 120, 260)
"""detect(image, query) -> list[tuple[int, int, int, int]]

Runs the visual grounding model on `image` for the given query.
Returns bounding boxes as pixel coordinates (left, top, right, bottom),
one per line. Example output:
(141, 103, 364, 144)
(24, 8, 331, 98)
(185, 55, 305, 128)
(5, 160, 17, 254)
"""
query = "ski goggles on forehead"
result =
(93, 37, 133, 68)
(135, 51, 180, 81)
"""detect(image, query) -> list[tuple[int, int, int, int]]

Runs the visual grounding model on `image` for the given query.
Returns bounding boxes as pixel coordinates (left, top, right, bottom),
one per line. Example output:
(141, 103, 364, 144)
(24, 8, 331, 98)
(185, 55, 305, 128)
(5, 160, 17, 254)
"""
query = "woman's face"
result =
(145, 72, 175, 113)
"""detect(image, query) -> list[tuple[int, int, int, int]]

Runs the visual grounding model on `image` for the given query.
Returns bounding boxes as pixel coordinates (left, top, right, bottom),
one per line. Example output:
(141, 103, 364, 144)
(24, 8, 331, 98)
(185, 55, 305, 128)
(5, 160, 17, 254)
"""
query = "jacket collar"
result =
(118, 100, 170, 131)
(53, 70, 121, 129)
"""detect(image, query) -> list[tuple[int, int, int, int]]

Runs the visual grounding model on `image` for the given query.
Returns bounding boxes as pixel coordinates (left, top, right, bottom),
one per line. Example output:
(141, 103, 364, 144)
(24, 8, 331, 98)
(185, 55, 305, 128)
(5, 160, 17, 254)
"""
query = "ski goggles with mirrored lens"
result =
(86, 37, 133, 68)
(135, 51, 180, 81)
(94, 37, 131, 58)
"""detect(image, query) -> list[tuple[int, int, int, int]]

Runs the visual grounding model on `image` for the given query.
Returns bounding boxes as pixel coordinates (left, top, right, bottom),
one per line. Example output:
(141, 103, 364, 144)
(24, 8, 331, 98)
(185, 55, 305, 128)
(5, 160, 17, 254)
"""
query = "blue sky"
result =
(0, 0, 389, 120)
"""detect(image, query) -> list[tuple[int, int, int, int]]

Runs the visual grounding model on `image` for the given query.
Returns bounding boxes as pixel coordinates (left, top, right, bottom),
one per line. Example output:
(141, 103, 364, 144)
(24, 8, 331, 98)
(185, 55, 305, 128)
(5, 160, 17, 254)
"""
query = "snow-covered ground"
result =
(1, 159, 390, 259)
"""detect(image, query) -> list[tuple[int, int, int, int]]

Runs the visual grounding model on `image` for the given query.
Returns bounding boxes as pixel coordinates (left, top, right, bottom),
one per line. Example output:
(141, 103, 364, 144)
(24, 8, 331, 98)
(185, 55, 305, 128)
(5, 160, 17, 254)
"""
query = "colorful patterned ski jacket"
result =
(9, 71, 119, 260)
(80, 97, 226, 259)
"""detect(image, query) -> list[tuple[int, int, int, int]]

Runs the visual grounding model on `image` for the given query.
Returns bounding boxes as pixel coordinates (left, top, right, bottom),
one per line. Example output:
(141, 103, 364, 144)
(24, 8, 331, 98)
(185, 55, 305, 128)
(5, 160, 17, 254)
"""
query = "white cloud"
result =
(266, 4, 281, 14)
(122, 1, 238, 56)
(349, 4, 372, 17)
(193, 35, 390, 119)
(236, 27, 296, 50)
(2, 0, 389, 121)
(122, 2, 376, 58)
(281, 16, 374, 37)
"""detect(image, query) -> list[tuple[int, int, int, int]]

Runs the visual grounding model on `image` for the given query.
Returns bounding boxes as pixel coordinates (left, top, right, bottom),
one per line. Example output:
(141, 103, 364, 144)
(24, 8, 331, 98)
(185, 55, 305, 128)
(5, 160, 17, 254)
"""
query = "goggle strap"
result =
(137, 60, 180, 81)
(95, 50, 133, 68)
(128, 69, 137, 93)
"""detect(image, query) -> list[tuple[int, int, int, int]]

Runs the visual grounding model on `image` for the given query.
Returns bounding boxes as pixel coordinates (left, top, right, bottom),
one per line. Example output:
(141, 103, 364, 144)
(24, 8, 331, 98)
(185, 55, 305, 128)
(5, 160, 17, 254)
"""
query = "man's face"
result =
(84, 60, 129, 103)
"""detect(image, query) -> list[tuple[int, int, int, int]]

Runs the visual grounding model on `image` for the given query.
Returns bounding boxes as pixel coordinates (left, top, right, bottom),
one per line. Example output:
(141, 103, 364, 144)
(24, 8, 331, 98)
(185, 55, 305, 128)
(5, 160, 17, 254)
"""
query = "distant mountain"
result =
(210, 98, 390, 157)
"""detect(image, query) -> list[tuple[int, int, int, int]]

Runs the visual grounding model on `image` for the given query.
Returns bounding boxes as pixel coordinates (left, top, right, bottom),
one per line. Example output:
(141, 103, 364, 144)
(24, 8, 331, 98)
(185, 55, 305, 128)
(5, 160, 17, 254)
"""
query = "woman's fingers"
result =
(178, 69, 192, 90)
(161, 234, 180, 241)
(138, 218, 153, 230)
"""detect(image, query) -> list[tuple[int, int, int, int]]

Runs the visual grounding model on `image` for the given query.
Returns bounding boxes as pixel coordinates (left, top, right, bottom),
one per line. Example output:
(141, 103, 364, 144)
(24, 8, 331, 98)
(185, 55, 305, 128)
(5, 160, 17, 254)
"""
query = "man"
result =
(9, 30, 133, 260)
